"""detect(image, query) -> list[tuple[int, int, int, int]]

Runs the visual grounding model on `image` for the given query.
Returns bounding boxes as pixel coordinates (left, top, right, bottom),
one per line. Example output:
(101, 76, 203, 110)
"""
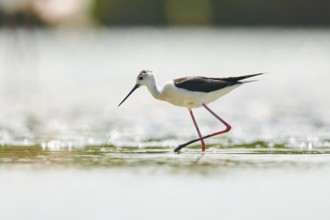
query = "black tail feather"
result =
(218, 73, 265, 83)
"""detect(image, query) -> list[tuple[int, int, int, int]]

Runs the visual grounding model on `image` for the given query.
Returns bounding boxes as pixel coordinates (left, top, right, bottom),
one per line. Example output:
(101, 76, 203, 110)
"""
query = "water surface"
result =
(0, 27, 330, 220)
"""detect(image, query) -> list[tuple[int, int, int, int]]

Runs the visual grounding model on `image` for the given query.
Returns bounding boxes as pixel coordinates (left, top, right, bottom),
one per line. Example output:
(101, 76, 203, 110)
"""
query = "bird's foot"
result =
(174, 144, 186, 153)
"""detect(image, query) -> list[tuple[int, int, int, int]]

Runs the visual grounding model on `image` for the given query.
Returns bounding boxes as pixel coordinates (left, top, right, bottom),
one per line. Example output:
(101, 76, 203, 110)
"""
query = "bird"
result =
(118, 70, 264, 152)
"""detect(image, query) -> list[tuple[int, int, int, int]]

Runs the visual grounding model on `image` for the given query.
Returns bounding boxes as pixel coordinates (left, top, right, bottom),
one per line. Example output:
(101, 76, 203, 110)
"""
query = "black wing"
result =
(173, 73, 263, 93)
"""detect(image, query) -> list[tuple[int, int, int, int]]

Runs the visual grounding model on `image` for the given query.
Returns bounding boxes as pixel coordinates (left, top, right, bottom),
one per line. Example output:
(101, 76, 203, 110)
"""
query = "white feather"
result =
(158, 81, 240, 108)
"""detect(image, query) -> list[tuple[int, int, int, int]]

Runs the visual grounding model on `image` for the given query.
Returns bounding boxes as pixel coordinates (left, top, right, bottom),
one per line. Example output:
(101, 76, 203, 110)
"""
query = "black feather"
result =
(173, 73, 264, 93)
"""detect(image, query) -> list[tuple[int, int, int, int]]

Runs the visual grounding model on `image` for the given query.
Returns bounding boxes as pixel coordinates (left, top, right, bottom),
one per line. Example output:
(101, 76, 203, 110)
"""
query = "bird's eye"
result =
(139, 76, 143, 80)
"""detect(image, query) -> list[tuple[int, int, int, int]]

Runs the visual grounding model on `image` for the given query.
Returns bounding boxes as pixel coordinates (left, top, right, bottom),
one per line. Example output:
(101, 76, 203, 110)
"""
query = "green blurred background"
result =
(1, 0, 330, 27)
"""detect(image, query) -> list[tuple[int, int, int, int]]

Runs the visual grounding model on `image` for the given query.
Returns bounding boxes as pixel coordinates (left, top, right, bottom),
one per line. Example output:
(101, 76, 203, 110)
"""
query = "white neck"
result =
(146, 82, 162, 100)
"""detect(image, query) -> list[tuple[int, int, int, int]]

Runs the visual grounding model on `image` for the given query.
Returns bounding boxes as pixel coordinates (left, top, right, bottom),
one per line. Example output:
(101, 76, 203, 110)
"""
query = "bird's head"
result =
(135, 70, 155, 87)
(118, 70, 155, 107)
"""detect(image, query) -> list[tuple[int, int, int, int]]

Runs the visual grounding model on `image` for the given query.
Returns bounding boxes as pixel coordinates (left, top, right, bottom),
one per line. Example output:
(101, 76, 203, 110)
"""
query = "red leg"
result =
(174, 103, 231, 152)
(189, 109, 206, 152)
(202, 103, 232, 133)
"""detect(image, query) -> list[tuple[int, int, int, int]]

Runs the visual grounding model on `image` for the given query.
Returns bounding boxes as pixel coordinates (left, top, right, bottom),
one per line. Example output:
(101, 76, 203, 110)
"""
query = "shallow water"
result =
(1, 145, 330, 220)
(0, 27, 330, 219)
(2, 144, 330, 169)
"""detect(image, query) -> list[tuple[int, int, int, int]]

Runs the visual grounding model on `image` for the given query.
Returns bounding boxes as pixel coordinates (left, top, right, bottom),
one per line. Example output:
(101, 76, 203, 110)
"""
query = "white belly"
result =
(160, 83, 240, 109)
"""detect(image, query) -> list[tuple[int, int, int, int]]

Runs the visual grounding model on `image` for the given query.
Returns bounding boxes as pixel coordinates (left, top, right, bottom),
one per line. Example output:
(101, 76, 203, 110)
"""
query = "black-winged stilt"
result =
(118, 70, 263, 152)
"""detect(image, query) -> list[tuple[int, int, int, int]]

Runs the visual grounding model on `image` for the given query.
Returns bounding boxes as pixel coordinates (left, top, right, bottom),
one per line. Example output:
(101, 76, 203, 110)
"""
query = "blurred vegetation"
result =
(93, 0, 330, 26)
(0, 10, 43, 27)
(0, 0, 330, 27)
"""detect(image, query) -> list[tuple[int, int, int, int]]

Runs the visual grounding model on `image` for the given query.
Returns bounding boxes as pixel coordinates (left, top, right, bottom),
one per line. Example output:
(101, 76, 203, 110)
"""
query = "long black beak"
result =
(118, 84, 140, 107)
